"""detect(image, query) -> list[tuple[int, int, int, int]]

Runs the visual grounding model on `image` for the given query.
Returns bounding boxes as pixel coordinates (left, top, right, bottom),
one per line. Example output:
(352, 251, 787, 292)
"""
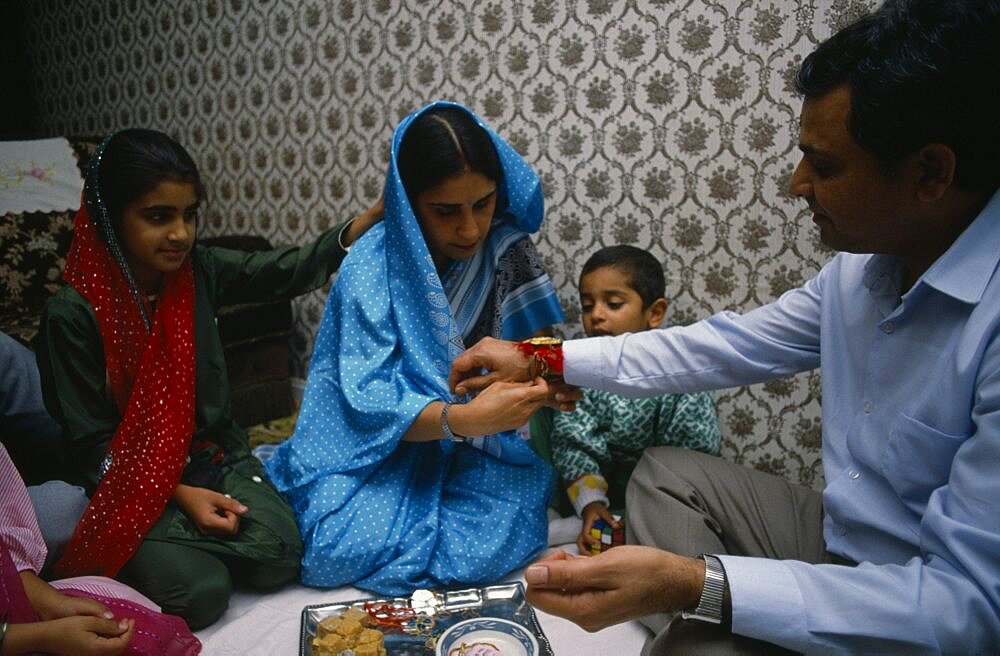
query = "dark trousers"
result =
(118, 537, 297, 630)
(627, 447, 852, 656)
(118, 462, 303, 630)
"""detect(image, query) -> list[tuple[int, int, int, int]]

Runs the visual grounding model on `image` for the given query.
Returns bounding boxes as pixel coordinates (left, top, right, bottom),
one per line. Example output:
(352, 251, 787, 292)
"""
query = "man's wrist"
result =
(681, 554, 727, 625)
(517, 337, 563, 380)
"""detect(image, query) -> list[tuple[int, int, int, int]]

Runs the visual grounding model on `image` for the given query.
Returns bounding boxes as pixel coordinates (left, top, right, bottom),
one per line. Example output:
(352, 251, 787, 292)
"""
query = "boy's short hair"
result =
(580, 245, 665, 309)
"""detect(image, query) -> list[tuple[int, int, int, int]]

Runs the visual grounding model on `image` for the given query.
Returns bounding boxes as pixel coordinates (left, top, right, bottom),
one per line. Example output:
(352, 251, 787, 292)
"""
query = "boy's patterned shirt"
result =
(551, 387, 721, 515)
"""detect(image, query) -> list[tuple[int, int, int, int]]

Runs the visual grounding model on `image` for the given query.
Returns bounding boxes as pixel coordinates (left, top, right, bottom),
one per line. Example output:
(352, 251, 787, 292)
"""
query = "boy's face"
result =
(579, 265, 666, 337)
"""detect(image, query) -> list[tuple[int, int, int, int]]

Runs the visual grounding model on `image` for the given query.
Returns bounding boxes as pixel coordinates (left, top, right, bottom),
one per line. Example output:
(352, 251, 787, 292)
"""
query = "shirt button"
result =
(863, 402, 873, 413)
(837, 526, 848, 536)
(849, 470, 860, 480)
(882, 322, 895, 334)
(252, 475, 262, 483)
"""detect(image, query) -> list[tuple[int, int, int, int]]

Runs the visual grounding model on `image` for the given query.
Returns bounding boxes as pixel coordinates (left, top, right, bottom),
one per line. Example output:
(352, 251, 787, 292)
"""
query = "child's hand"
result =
(173, 483, 248, 536)
(577, 501, 620, 555)
(5, 616, 135, 656)
(20, 570, 114, 621)
(40, 616, 135, 655)
(342, 195, 384, 246)
(546, 380, 582, 412)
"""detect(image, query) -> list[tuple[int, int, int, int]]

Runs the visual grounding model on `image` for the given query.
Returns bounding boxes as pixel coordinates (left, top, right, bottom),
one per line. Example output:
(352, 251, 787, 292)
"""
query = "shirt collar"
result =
(860, 189, 1000, 306)
(919, 189, 1000, 305)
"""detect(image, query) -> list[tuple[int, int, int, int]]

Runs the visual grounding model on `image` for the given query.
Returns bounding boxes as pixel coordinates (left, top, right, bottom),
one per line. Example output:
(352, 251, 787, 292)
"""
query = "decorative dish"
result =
(299, 582, 552, 656)
(435, 617, 538, 656)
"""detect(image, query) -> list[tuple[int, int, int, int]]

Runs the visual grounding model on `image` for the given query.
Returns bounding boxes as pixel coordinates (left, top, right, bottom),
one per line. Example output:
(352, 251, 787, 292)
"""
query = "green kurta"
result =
(551, 388, 721, 514)
(38, 225, 349, 493)
(35, 224, 350, 626)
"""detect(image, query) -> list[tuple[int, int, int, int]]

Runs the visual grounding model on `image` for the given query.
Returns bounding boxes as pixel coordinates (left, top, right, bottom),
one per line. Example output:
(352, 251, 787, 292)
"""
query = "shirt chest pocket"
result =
(881, 412, 969, 514)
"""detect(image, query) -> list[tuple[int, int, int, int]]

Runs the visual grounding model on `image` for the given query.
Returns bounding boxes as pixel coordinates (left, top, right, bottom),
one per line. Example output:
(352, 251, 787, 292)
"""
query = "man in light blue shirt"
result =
(451, 0, 1000, 652)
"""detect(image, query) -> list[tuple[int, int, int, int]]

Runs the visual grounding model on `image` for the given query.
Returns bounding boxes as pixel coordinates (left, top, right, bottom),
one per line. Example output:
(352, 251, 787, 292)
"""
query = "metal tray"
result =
(299, 582, 553, 655)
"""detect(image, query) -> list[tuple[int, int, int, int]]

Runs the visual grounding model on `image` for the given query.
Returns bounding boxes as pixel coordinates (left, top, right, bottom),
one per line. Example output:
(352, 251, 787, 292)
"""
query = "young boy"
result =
(550, 245, 721, 555)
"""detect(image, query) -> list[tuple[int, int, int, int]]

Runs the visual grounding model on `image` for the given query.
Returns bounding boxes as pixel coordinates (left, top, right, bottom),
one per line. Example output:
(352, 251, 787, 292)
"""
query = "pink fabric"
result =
(59, 588, 202, 656)
(0, 445, 201, 654)
(0, 445, 47, 573)
(0, 543, 37, 624)
(51, 576, 160, 612)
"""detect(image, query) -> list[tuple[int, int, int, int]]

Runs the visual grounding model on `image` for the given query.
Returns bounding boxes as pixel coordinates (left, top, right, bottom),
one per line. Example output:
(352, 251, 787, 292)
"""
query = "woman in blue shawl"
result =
(265, 102, 565, 594)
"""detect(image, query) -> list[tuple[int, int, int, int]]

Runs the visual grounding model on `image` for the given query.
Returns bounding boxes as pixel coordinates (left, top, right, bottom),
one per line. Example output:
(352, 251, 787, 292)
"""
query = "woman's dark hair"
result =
(397, 106, 503, 204)
(795, 0, 1000, 192)
(98, 128, 205, 225)
(581, 245, 665, 309)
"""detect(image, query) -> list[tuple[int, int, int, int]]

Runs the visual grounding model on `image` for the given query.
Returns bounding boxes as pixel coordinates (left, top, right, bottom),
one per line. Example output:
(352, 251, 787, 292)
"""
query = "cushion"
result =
(0, 139, 97, 347)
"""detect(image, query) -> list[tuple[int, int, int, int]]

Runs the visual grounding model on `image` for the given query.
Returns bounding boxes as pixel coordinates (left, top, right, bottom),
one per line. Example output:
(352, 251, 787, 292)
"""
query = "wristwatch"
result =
(681, 554, 726, 625)
(440, 402, 467, 443)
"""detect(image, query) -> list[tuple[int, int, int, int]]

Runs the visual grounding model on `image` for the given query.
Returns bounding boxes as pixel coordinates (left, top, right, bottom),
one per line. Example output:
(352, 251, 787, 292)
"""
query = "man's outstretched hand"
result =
(524, 546, 704, 632)
(449, 337, 581, 411)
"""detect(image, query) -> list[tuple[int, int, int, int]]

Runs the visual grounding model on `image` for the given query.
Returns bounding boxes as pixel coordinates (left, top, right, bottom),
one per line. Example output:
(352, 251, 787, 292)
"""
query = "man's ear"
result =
(645, 298, 668, 329)
(914, 143, 957, 202)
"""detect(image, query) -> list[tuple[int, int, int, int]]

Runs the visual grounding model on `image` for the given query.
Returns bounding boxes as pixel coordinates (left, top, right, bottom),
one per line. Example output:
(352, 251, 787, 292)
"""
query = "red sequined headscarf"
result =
(54, 133, 197, 578)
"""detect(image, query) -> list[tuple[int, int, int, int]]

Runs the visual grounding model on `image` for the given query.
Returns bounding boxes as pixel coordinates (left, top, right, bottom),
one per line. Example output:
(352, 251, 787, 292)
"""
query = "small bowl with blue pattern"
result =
(436, 617, 539, 656)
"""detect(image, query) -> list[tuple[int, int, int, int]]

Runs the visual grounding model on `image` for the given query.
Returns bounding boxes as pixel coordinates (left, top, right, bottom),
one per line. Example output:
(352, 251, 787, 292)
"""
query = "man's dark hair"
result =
(580, 245, 665, 309)
(795, 0, 1000, 191)
(397, 106, 503, 206)
(98, 128, 205, 227)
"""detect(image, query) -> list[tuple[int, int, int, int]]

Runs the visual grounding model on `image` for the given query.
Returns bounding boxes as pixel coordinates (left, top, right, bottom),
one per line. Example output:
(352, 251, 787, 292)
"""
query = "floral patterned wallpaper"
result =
(17, 0, 877, 488)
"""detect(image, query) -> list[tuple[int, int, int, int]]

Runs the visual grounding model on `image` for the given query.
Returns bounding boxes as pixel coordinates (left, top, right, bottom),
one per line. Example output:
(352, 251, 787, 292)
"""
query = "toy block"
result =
(589, 515, 625, 555)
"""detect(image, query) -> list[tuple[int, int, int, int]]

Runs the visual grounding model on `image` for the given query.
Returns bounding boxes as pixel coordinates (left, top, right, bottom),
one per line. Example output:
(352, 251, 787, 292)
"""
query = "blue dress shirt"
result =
(564, 191, 1000, 654)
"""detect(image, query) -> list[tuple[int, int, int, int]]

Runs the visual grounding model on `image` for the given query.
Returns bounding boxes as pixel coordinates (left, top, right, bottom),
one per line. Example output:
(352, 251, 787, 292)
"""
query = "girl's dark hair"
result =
(98, 128, 205, 225)
(397, 106, 503, 204)
(795, 0, 1000, 191)
(581, 245, 665, 309)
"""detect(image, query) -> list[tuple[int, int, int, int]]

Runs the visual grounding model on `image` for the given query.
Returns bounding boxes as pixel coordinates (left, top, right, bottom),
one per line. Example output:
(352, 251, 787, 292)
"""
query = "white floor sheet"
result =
(194, 543, 649, 655)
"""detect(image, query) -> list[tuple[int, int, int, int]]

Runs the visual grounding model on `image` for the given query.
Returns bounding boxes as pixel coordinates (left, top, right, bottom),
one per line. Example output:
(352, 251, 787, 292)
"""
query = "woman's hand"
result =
(577, 502, 621, 555)
(448, 378, 550, 437)
(449, 337, 532, 396)
(524, 546, 705, 632)
(341, 195, 384, 247)
(449, 337, 581, 411)
(172, 483, 247, 536)
(5, 616, 136, 656)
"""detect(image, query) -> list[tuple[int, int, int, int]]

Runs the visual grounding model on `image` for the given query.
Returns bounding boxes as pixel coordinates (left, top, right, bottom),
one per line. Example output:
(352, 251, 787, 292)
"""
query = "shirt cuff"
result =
(716, 555, 808, 653)
(337, 219, 355, 252)
(566, 473, 610, 516)
(563, 337, 606, 388)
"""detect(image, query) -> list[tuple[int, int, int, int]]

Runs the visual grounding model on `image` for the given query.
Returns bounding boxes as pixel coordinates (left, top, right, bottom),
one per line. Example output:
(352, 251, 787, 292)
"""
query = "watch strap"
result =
(681, 554, 726, 625)
(440, 402, 466, 443)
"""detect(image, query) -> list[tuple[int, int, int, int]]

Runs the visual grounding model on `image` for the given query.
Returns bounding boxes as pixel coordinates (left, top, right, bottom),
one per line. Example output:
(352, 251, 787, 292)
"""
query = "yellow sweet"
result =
(356, 628, 383, 644)
(340, 607, 371, 626)
(315, 615, 342, 639)
(311, 632, 349, 656)
(312, 609, 386, 655)
(335, 617, 363, 637)
(353, 643, 381, 656)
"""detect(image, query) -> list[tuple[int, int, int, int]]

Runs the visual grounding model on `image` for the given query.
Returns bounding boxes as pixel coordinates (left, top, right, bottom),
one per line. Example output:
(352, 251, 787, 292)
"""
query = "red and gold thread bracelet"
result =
(516, 336, 564, 380)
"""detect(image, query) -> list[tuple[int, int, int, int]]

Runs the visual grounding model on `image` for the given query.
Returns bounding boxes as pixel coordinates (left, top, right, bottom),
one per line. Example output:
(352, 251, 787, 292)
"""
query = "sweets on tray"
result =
(312, 607, 387, 656)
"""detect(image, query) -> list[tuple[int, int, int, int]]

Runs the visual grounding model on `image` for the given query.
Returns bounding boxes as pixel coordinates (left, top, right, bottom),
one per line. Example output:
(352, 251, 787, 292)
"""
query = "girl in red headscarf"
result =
(35, 129, 381, 629)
